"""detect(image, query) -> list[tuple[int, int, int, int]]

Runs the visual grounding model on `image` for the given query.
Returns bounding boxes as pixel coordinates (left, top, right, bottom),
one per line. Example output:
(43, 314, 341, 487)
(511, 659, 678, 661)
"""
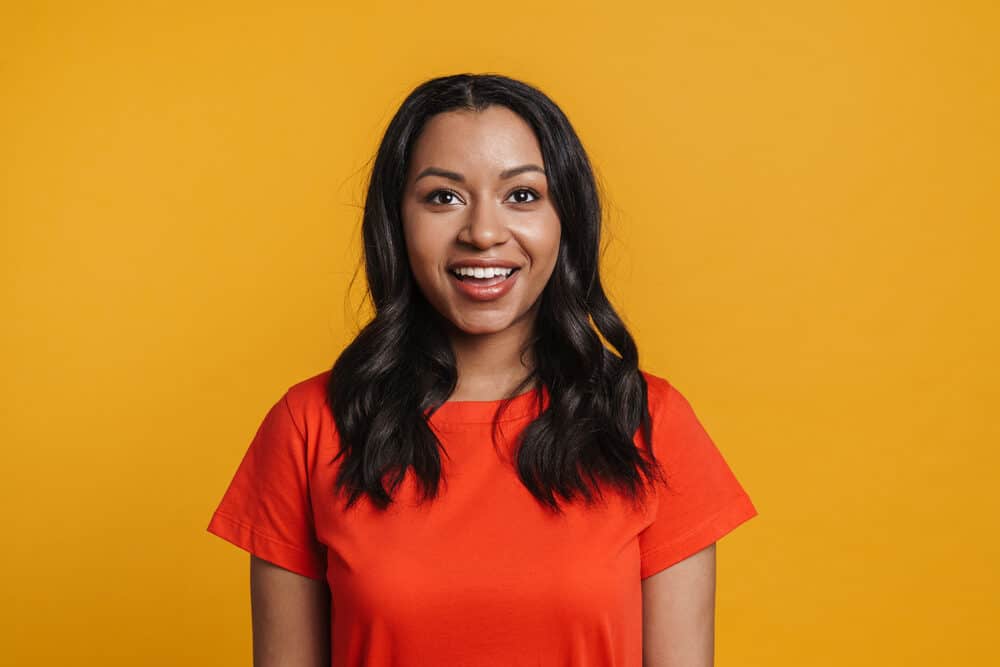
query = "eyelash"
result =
(423, 188, 541, 206)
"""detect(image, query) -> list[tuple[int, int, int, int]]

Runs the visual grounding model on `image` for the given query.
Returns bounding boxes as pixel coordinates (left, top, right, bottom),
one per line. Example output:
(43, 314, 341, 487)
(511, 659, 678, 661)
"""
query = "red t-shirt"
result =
(207, 369, 757, 666)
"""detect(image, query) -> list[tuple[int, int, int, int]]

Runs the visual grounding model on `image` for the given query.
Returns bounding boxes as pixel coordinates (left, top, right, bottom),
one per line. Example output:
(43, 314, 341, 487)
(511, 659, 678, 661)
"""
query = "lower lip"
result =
(449, 269, 520, 301)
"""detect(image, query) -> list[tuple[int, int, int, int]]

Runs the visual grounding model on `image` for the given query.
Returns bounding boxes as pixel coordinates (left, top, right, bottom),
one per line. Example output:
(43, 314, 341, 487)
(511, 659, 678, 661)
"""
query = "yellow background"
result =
(2, 1, 997, 664)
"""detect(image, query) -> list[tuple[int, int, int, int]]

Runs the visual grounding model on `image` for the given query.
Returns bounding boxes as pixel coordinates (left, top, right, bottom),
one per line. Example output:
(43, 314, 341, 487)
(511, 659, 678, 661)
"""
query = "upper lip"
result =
(447, 259, 521, 270)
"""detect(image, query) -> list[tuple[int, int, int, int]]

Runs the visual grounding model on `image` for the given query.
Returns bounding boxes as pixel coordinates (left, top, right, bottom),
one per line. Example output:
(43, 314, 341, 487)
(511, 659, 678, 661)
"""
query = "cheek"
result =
(402, 229, 453, 310)
(401, 218, 440, 277)
(524, 216, 562, 275)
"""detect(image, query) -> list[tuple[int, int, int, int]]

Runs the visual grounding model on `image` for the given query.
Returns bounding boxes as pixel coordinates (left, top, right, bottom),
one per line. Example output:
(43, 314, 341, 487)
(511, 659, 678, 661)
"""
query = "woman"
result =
(207, 73, 758, 666)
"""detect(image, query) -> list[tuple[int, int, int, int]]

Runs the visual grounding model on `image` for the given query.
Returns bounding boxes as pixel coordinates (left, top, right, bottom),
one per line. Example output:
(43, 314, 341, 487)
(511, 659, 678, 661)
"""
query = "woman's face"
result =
(401, 105, 561, 338)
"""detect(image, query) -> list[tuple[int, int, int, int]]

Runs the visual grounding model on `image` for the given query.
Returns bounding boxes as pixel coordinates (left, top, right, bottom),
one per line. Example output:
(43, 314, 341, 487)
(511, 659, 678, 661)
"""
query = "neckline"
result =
(426, 384, 549, 425)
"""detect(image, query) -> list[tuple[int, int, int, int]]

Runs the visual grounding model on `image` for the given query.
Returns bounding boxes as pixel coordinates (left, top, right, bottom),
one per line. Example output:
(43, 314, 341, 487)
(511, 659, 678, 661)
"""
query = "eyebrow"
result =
(413, 164, 546, 183)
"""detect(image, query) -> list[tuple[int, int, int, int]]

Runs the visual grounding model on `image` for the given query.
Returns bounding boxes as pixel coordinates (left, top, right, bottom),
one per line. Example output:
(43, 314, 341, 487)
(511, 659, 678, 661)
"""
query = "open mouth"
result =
(449, 267, 521, 287)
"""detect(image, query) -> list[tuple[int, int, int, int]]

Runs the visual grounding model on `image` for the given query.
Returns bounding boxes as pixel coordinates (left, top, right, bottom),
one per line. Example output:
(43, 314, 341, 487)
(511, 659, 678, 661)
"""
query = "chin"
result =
(449, 313, 519, 336)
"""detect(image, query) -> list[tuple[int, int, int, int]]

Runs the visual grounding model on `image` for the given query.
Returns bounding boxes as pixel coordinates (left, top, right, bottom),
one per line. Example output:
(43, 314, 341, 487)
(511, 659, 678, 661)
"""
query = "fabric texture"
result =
(207, 368, 758, 666)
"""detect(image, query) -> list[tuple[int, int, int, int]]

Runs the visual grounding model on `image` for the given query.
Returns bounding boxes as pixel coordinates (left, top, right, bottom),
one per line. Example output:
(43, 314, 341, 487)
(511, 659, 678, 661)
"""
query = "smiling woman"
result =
(206, 73, 758, 667)
(401, 105, 560, 342)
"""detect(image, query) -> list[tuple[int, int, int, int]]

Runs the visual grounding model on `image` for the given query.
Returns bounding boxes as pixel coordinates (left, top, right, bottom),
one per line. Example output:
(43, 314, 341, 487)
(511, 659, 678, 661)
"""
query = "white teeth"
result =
(452, 266, 514, 278)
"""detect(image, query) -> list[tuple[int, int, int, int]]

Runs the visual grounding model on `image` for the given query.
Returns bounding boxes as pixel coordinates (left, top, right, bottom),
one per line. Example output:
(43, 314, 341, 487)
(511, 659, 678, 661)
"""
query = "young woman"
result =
(208, 73, 758, 667)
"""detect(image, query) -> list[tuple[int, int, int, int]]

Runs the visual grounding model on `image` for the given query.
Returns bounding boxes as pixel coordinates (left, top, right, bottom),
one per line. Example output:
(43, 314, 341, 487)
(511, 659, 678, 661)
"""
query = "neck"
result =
(444, 316, 538, 402)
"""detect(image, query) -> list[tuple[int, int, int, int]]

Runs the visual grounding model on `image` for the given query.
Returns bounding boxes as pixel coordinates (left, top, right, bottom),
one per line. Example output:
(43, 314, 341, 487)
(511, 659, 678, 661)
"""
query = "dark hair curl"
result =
(328, 73, 665, 515)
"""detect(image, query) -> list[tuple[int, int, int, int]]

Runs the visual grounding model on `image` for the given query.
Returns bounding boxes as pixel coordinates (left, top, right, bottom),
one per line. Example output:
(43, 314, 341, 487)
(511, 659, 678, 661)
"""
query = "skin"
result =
(249, 556, 330, 667)
(249, 104, 717, 667)
(400, 105, 561, 400)
(642, 544, 717, 666)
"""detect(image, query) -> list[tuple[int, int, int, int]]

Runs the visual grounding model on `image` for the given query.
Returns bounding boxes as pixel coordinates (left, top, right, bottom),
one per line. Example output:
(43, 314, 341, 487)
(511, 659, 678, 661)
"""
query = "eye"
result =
(507, 188, 540, 204)
(424, 189, 462, 206)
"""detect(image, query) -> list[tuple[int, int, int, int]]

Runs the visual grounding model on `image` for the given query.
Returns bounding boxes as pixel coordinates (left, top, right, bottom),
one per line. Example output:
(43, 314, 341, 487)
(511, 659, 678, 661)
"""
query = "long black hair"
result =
(327, 73, 666, 515)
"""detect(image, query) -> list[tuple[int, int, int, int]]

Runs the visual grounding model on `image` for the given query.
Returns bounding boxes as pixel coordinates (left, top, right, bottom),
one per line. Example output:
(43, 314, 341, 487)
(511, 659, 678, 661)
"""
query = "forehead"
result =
(407, 106, 544, 176)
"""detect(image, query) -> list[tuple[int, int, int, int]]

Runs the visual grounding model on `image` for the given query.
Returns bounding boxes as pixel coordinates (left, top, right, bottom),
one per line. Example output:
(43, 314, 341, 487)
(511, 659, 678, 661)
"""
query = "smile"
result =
(450, 266, 518, 281)
(448, 267, 521, 301)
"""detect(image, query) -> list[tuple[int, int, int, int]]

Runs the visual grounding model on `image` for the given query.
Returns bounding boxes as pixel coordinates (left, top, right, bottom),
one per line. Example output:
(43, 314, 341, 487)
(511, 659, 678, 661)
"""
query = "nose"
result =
(457, 199, 511, 249)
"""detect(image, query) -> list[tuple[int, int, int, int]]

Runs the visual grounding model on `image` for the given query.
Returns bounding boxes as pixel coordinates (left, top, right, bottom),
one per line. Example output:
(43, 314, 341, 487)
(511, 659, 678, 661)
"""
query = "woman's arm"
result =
(250, 555, 331, 667)
(641, 543, 717, 667)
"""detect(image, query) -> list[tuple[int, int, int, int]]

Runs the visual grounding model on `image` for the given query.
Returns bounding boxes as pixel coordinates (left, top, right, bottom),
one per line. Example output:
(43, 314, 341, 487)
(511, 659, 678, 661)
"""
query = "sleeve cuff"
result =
(639, 493, 758, 580)
(206, 511, 327, 582)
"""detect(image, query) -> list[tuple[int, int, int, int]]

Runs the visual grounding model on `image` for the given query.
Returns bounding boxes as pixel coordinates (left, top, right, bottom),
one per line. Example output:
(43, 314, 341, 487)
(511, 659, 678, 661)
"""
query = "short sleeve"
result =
(638, 380, 758, 579)
(206, 393, 328, 581)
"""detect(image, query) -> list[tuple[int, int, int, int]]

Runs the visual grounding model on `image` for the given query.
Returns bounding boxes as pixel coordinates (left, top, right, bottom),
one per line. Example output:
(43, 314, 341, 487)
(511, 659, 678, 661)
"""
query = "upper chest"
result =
(308, 424, 654, 619)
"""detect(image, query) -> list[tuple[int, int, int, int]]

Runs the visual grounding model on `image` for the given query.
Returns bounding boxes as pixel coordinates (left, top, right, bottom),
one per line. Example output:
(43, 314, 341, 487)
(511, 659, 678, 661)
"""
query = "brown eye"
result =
(507, 188, 540, 204)
(425, 190, 461, 205)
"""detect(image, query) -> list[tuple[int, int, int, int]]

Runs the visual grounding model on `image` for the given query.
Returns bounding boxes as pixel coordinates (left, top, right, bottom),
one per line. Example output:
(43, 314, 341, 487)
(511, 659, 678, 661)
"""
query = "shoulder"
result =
(279, 368, 334, 435)
(285, 368, 331, 404)
(638, 368, 704, 433)
(638, 368, 677, 415)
